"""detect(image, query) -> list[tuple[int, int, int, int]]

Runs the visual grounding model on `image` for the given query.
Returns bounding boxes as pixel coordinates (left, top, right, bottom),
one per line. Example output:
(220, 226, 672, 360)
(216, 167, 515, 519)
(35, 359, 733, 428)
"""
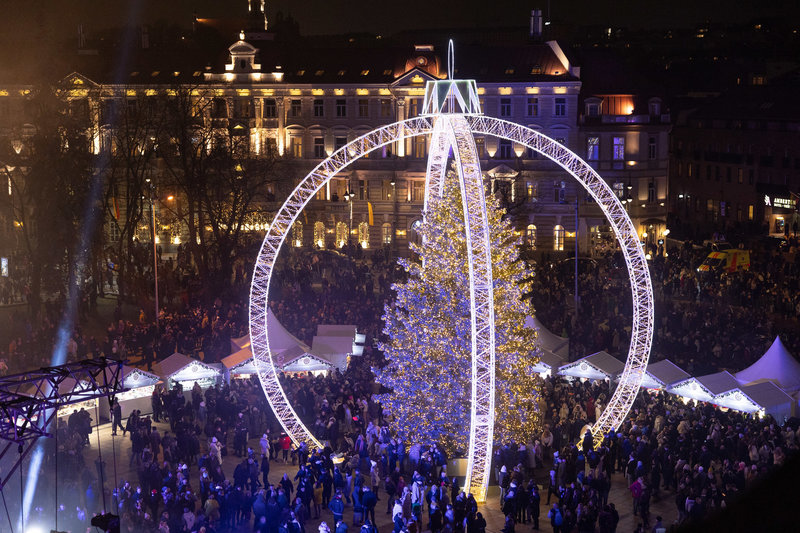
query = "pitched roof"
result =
(735, 336, 800, 392)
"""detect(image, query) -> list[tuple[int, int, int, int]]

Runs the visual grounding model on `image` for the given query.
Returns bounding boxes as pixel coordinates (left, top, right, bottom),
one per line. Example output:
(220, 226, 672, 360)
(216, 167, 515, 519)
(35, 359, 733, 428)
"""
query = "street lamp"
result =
(145, 177, 159, 330)
(344, 189, 353, 245)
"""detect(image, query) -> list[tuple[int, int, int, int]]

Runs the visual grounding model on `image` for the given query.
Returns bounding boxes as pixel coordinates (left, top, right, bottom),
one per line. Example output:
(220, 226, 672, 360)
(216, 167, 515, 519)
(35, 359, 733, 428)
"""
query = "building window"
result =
(647, 182, 655, 203)
(526, 181, 537, 199)
(314, 221, 325, 248)
(554, 97, 566, 116)
(411, 181, 425, 202)
(586, 136, 599, 160)
(358, 99, 369, 118)
(382, 223, 393, 244)
(335, 99, 347, 117)
(612, 136, 625, 160)
(409, 98, 420, 117)
(290, 99, 301, 117)
(613, 182, 624, 199)
(474, 137, 485, 157)
(553, 225, 565, 251)
(587, 103, 599, 117)
(292, 222, 303, 247)
(334, 136, 347, 152)
(554, 181, 566, 203)
(358, 222, 369, 248)
(413, 135, 427, 158)
(500, 98, 512, 117)
(648, 137, 657, 160)
(499, 139, 513, 159)
(108, 220, 120, 242)
(527, 97, 539, 117)
(336, 221, 348, 248)
(314, 137, 325, 158)
(748, 205, 754, 220)
(738, 168, 743, 183)
(526, 224, 536, 248)
(263, 99, 277, 118)
(380, 99, 392, 118)
(313, 99, 324, 117)
(291, 136, 303, 157)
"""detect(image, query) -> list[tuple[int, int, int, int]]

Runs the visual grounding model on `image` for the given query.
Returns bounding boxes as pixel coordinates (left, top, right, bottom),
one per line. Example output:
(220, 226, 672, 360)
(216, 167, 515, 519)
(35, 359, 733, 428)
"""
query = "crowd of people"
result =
(530, 236, 800, 375)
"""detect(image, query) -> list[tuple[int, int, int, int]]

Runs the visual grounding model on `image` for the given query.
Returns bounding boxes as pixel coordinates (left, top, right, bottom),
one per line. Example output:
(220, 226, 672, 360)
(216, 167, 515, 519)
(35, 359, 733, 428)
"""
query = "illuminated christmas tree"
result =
(375, 168, 542, 453)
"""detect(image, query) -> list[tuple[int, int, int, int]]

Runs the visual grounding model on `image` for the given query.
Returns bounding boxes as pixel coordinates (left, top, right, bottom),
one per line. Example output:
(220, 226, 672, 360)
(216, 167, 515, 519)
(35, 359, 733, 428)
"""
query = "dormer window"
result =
(648, 98, 662, 116)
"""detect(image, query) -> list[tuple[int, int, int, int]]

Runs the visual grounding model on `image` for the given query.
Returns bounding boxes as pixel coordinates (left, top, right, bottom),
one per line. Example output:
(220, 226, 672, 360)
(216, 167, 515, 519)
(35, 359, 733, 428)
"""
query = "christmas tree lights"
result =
(375, 168, 542, 453)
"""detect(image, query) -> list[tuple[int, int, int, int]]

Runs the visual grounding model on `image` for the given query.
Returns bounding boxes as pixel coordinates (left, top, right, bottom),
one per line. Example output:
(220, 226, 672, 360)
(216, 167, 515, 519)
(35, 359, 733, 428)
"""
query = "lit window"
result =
(360, 70, 369, 76)
(553, 225, 565, 251)
(526, 181, 537, 199)
(338, 70, 346, 76)
(314, 221, 325, 248)
(358, 222, 370, 248)
(336, 222, 348, 248)
(383, 69, 392, 76)
(526, 224, 536, 248)
(315, 70, 324, 76)
(382, 223, 393, 244)
(413, 135, 427, 158)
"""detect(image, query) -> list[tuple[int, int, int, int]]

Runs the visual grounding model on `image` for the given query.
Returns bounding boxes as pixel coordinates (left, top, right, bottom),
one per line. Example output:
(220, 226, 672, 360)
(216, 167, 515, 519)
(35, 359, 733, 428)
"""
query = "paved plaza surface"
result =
(72, 419, 678, 533)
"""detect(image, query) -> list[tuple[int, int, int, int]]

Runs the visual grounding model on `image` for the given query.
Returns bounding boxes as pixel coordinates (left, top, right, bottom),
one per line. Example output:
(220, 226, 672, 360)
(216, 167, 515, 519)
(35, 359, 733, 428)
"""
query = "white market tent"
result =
(735, 336, 800, 393)
(714, 381, 795, 421)
(100, 365, 161, 419)
(154, 352, 222, 389)
(558, 351, 624, 381)
(640, 359, 691, 390)
(667, 370, 739, 403)
(532, 349, 566, 377)
(282, 350, 335, 374)
(222, 347, 258, 377)
(525, 316, 569, 358)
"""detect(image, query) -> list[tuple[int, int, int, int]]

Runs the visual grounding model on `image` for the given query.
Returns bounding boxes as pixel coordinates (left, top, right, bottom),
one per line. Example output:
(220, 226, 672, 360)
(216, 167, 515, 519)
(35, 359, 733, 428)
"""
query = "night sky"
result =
(1, 0, 797, 42)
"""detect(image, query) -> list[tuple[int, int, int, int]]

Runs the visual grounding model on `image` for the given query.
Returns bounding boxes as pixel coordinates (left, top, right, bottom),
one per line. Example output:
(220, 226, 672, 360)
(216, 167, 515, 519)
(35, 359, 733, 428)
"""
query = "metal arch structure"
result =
(249, 117, 434, 451)
(423, 115, 496, 501)
(249, 95, 654, 501)
(465, 115, 654, 446)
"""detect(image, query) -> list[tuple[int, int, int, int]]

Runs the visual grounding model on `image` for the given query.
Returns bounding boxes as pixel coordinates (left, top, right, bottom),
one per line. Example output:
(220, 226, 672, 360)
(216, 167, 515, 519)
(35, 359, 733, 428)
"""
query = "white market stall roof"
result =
(317, 324, 366, 345)
(735, 336, 800, 393)
(268, 309, 312, 353)
(714, 381, 795, 419)
(311, 335, 357, 371)
(558, 351, 624, 381)
(154, 353, 222, 382)
(525, 316, 569, 358)
(282, 351, 335, 373)
(532, 349, 566, 375)
(640, 359, 690, 390)
(118, 365, 160, 389)
(667, 370, 739, 403)
(222, 347, 258, 374)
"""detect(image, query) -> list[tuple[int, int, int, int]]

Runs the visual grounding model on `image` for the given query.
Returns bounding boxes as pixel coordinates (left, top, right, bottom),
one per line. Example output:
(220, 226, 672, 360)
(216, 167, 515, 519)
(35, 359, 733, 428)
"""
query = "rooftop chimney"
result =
(530, 9, 543, 40)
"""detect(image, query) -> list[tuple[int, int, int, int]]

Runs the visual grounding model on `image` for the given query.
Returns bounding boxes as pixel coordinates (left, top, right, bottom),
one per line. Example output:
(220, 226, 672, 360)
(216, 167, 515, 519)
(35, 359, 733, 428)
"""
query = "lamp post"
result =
(146, 178, 159, 331)
(345, 189, 353, 246)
